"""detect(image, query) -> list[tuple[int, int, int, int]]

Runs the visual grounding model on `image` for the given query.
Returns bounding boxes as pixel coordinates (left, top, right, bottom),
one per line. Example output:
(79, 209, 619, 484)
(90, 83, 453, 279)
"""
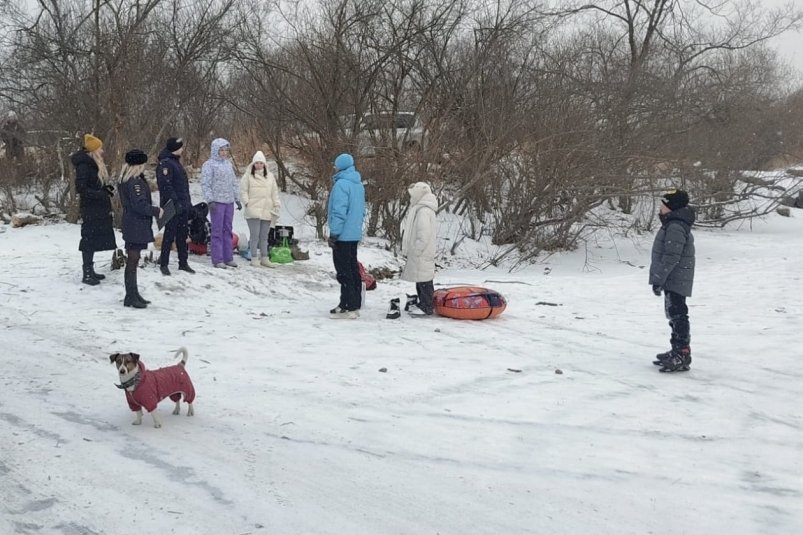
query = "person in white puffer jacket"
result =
(401, 182, 438, 315)
(240, 150, 281, 267)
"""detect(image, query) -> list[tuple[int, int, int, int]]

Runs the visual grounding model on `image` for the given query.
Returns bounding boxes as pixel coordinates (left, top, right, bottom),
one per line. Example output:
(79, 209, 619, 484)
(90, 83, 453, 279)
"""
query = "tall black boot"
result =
(123, 270, 146, 309)
(82, 265, 100, 286)
(127, 250, 150, 304)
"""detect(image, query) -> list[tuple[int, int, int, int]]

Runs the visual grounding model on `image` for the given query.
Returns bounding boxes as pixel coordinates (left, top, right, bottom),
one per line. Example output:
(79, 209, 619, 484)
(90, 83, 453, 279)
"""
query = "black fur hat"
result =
(165, 137, 184, 152)
(662, 189, 689, 211)
(124, 149, 148, 166)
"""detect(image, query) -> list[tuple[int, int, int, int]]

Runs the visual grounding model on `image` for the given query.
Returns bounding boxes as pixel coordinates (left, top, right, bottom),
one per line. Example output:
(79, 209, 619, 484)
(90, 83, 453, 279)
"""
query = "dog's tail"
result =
(173, 347, 189, 366)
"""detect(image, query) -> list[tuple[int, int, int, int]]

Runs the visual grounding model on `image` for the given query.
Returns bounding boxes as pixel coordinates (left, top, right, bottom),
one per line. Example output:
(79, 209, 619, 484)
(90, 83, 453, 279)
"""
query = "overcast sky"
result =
(763, 0, 803, 77)
(5, 0, 803, 77)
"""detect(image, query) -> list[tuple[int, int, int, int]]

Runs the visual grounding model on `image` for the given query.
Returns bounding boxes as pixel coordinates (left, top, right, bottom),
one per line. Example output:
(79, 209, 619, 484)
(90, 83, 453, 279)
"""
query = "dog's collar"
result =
(115, 370, 141, 390)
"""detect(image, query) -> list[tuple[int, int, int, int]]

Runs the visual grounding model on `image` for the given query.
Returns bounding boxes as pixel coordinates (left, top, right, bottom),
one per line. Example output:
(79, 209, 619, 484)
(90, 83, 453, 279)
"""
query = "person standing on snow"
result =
(0, 110, 24, 161)
(649, 189, 696, 373)
(119, 149, 163, 308)
(201, 138, 241, 269)
(327, 153, 365, 319)
(400, 182, 438, 316)
(240, 150, 280, 268)
(156, 137, 194, 276)
(71, 133, 116, 286)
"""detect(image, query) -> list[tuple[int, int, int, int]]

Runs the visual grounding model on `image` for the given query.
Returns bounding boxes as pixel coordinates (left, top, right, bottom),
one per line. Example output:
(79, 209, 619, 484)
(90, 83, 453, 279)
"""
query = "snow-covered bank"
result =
(1, 203, 802, 535)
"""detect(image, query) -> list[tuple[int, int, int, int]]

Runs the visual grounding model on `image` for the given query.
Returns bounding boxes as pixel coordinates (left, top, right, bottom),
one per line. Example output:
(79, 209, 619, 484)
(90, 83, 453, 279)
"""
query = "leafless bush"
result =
(1, 0, 802, 262)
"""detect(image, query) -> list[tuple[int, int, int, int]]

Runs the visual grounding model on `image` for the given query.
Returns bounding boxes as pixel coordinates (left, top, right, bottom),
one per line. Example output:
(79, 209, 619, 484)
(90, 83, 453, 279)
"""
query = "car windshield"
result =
(394, 114, 416, 129)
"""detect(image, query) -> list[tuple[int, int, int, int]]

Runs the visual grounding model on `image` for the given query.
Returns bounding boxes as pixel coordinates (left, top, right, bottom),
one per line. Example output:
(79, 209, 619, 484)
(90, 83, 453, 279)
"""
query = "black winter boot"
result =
(82, 265, 100, 286)
(123, 271, 147, 309)
(135, 290, 151, 305)
(659, 347, 691, 373)
(653, 350, 673, 366)
(89, 263, 106, 280)
(386, 298, 401, 319)
(404, 294, 418, 312)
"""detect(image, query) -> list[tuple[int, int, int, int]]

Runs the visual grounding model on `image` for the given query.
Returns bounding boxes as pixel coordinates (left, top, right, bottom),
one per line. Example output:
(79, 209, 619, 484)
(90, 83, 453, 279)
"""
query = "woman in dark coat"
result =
(71, 133, 116, 285)
(119, 149, 163, 308)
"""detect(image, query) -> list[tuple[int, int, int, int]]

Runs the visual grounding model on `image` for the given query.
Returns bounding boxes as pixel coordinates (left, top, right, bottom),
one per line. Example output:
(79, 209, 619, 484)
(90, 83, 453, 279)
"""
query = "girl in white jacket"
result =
(401, 182, 438, 315)
(240, 151, 281, 267)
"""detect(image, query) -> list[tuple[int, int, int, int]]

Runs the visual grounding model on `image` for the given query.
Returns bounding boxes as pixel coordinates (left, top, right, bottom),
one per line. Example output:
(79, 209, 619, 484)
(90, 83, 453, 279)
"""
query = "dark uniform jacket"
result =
(120, 174, 159, 245)
(156, 149, 191, 215)
(649, 206, 696, 297)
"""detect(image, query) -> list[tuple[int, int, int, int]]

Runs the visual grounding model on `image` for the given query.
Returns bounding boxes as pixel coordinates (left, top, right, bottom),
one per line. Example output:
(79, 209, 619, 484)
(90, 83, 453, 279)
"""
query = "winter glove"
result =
(652, 285, 662, 296)
(327, 235, 338, 248)
(103, 184, 115, 196)
(236, 201, 243, 211)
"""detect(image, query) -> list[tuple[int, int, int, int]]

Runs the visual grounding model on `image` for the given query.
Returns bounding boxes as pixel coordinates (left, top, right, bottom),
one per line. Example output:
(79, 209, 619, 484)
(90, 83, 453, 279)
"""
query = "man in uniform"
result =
(157, 137, 195, 275)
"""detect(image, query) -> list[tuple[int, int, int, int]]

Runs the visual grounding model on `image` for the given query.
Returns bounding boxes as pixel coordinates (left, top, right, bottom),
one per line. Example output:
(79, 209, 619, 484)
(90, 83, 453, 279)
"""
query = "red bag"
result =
(358, 262, 376, 291)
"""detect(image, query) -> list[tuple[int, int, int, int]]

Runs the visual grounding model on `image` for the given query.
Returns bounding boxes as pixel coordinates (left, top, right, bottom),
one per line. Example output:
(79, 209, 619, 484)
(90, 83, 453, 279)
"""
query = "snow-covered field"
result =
(1, 192, 802, 535)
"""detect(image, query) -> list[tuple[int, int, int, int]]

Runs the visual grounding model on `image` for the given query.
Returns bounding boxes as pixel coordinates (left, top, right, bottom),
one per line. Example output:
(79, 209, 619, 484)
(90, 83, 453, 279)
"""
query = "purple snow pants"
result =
(209, 201, 234, 265)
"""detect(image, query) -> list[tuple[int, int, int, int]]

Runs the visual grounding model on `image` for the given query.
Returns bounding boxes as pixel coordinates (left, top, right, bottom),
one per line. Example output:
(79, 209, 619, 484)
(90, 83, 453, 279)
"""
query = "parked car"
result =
(345, 111, 426, 157)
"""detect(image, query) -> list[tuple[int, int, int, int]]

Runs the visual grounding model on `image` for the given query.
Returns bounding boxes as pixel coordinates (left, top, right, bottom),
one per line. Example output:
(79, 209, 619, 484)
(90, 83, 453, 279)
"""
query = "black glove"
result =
(652, 285, 662, 296)
(103, 184, 115, 196)
(236, 201, 242, 211)
(327, 235, 338, 248)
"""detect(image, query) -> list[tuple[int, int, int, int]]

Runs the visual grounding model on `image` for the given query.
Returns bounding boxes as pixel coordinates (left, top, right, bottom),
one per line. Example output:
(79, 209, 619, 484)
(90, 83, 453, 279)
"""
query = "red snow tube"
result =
(189, 242, 207, 255)
(188, 234, 238, 256)
(433, 287, 507, 320)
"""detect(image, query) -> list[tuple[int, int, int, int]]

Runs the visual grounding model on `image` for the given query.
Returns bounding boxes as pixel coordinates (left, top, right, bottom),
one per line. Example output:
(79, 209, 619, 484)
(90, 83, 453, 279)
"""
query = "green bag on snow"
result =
(270, 237, 294, 264)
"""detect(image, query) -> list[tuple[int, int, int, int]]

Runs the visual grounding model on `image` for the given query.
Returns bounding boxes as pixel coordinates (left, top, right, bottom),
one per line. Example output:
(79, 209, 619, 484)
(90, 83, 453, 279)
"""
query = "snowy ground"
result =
(1, 193, 802, 535)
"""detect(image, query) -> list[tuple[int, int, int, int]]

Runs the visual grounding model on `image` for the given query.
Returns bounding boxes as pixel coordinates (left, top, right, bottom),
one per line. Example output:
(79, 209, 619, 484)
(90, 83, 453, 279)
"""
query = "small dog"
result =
(110, 347, 196, 428)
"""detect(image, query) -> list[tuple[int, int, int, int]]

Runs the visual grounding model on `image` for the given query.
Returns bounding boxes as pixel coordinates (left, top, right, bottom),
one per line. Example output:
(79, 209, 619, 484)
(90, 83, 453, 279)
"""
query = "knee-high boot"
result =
(127, 250, 150, 304)
(123, 268, 146, 309)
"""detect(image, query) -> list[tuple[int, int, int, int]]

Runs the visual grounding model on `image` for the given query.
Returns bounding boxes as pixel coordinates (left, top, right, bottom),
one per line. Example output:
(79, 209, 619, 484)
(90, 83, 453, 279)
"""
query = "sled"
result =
(433, 286, 507, 320)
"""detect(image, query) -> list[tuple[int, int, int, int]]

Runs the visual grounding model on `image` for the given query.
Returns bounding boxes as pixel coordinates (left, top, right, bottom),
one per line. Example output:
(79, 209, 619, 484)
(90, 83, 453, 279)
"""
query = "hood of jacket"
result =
(660, 206, 695, 227)
(416, 192, 438, 211)
(408, 182, 438, 208)
(70, 149, 95, 168)
(333, 165, 362, 185)
(210, 138, 230, 162)
(244, 151, 268, 177)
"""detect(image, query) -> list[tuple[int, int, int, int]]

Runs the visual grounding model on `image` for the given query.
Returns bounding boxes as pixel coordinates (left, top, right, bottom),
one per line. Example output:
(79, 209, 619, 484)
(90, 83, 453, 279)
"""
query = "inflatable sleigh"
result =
(433, 286, 507, 320)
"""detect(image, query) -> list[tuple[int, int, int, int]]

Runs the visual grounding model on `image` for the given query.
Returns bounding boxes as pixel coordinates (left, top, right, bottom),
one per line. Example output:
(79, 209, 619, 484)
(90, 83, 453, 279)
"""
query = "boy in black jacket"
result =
(649, 190, 695, 372)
